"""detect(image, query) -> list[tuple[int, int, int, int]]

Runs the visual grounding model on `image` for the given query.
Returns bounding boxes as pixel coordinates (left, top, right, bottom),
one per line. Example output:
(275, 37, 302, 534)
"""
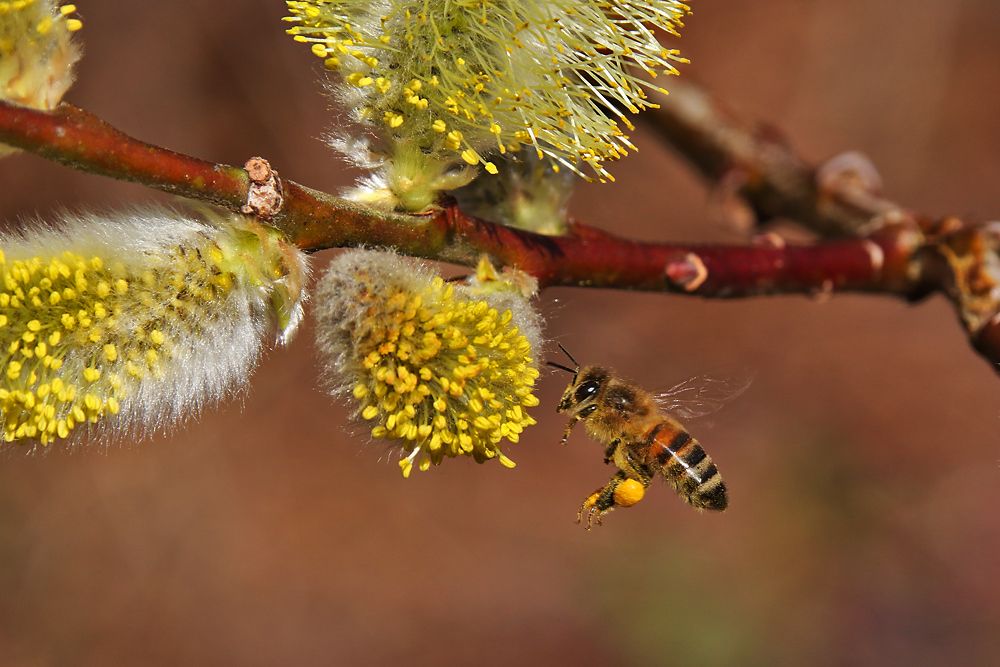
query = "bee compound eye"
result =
(575, 380, 600, 403)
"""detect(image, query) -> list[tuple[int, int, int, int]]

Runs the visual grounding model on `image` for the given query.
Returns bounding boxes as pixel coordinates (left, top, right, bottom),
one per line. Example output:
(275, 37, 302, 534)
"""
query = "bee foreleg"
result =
(560, 415, 582, 445)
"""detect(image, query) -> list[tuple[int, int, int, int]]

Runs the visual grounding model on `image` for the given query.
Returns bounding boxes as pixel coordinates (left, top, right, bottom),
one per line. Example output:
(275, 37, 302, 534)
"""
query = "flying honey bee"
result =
(549, 345, 752, 529)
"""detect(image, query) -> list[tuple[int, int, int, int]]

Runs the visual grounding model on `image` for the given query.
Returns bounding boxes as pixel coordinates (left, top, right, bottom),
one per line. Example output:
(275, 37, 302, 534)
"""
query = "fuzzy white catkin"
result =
(313, 249, 543, 476)
(0, 206, 309, 445)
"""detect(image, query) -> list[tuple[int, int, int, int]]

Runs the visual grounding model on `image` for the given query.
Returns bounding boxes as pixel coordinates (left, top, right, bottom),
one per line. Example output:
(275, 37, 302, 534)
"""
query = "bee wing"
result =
(654, 368, 755, 419)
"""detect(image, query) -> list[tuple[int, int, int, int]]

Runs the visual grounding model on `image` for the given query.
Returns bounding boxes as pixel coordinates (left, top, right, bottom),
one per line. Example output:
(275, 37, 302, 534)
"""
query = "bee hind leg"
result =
(576, 471, 631, 530)
(577, 490, 612, 530)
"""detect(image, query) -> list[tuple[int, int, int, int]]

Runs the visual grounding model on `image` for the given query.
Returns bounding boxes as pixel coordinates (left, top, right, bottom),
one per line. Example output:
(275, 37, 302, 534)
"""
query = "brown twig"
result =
(1, 100, 999, 371)
(642, 78, 904, 238)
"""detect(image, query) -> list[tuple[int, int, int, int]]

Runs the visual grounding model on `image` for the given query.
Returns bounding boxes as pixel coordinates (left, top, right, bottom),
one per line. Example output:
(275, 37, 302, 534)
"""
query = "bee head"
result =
(548, 344, 611, 413)
(555, 366, 609, 413)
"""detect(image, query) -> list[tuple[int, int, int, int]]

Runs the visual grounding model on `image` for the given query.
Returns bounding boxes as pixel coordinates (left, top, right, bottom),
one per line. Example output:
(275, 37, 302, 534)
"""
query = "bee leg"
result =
(576, 489, 611, 530)
(602, 438, 621, 465)
(560, 415, 581, 445)
(576, 471, 629, 530)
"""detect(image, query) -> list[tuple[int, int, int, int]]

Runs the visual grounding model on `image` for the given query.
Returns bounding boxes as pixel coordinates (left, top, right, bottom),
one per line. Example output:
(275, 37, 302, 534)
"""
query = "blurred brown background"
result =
(2, 1, 1000, 665)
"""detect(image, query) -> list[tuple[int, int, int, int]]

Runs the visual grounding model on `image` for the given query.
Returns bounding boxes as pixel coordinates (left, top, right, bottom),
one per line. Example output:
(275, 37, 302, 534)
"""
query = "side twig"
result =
(642, 78, 904, 238)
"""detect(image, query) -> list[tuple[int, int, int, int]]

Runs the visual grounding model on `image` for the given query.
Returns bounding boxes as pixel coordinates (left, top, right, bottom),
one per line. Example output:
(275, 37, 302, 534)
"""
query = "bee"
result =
(549, 345, 752, 529)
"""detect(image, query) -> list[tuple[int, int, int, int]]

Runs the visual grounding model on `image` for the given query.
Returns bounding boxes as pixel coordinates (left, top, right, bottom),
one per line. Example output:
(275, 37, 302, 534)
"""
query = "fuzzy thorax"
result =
(314, 249, 542, 477)
(0, 207, 309, 446)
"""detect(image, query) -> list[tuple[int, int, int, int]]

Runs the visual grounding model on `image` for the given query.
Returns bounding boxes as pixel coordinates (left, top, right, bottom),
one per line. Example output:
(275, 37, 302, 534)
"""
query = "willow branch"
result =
(1, 100, 999, 370)
(642, 78, 905, 238)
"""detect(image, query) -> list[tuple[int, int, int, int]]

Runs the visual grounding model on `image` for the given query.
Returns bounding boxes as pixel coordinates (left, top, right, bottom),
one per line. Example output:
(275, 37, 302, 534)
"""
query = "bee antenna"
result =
(546, 361, 576, 375)
(556, 342, 579, 368)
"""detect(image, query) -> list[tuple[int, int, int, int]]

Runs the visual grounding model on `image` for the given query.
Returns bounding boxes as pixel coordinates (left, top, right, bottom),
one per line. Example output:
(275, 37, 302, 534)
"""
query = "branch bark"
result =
(1, 99, 999, 372)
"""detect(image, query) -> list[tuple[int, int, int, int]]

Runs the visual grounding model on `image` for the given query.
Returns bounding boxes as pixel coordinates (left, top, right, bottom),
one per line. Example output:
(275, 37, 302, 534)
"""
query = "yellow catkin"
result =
(284, 0, 690, 183)
(315, 249, 542, 476)
(0, 245, 229, 444)
(0, 0, 81, 112)
(0, 208, 309, 446)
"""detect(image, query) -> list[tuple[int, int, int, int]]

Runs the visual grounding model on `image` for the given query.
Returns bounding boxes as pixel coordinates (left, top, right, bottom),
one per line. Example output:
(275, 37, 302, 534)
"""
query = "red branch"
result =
(433, 209, 926, 298)
(0, 102, 249, 209)
(1, 99, 999, 370)
(0, 101, 921, 296)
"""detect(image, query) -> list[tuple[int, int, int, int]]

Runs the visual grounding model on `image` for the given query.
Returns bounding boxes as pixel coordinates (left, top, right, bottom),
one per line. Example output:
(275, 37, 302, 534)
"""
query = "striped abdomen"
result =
(646, 421, 728, 511)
